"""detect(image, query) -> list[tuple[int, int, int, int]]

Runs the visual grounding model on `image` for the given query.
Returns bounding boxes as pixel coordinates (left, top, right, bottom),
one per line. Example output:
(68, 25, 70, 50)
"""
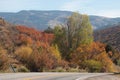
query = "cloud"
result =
(60, 0, 91, 11)
(60, 0, 120, 18)
(60, 1, 80, 11)
(94, 10, 120, 18)
(0, 0, 28, 12)
(0, 0, 42, 12)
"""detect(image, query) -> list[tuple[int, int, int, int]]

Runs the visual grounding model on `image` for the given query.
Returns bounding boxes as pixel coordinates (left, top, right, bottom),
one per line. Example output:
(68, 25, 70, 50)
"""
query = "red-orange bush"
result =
(27, 50, 58, 72)
(70, 42, 115, 72)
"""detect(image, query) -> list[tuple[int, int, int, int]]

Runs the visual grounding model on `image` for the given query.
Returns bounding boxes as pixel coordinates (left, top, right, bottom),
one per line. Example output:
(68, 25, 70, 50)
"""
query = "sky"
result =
(0, 0, 120, 17)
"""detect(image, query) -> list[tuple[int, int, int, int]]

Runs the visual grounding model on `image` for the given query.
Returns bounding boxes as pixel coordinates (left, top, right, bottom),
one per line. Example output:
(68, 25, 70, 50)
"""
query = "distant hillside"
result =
(0, 10, 72, 30)
(94, 25, 120, 51)
(90, 16, 120, 30)
(0, 10, 120, 30)
(0, 18, 53, 54)
(0, 18, 56, 72)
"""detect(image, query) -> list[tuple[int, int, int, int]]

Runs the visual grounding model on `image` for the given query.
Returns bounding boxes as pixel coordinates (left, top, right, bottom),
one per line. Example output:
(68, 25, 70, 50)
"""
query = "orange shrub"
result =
(0, 46, 8, 70)
(15, 46, 33, 63)
(70, 42, 115, 72)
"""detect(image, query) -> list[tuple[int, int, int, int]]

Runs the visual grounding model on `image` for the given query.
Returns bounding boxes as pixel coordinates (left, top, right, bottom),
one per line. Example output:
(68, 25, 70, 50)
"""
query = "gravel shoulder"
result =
(115, 74, 120, 78)
(85, 74, 120, 80)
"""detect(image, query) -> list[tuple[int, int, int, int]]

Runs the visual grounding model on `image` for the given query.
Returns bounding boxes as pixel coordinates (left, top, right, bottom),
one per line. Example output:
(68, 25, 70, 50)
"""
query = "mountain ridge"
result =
(0, 10, 120, 30)
(94, 25, 120, 51)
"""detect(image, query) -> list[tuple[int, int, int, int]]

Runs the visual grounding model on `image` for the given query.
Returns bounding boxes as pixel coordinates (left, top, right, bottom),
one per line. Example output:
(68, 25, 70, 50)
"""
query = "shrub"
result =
(58, 60, 69, 68)
(0, 47, 8, 70)
(18, 66, 30, 72)
(28, 50, 58, 72)
(81, 60, 102, 72)
(49, 44, 61, 60)
(117, 60, 120, 66)
(70, 42, 115, 72)
(95, 52, 115, 72)
(70, 42, 105, 66)
(15, 46, 32, 62)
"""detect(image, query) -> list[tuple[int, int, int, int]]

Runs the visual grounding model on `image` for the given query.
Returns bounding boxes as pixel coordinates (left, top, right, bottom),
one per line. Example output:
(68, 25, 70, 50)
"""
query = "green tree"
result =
(53, 12, 93, 60)
(67, 12, 93, 50)
(53, 26, 67, 58)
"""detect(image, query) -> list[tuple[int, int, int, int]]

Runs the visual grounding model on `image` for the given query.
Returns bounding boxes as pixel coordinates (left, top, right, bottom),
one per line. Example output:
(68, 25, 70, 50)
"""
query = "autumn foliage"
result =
(0, 14, 119, 72)
(16, 25, 54, 48)
(15, 46, 33, 62)
(0, 46, 8, 70)
(12, 14, 119, 72)
(70, 42, 115, 72)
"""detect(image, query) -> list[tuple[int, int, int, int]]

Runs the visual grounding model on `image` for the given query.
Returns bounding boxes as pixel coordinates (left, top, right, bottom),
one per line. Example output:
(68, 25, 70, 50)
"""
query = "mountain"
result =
(90, 16, 120, 30)
(94, 25, 120, 51)
(0, 10, 120, 30)
(0, 10, 72, 30)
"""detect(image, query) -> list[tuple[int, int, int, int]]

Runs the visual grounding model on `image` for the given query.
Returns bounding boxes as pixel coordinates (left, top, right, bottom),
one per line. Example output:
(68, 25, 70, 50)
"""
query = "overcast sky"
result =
(0, 0, 120, 17)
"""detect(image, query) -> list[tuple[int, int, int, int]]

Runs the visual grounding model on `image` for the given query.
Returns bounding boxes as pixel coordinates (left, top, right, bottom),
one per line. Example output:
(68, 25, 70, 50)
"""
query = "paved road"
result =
(0, 73, 111, 80)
